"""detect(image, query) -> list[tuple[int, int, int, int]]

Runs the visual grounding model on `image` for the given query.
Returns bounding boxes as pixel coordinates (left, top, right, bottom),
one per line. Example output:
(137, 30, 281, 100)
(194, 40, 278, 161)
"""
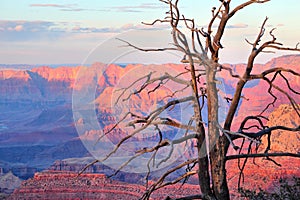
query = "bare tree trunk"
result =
(188, 59, 214, 198)
(197, 126, 214, 199)
(206, 62, 230, 200)
(210, 137, 230, 200)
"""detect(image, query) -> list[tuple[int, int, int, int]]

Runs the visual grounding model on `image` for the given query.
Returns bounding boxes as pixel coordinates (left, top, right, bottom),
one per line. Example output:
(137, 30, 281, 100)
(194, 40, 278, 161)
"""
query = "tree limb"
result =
(226, 152, 300, 160)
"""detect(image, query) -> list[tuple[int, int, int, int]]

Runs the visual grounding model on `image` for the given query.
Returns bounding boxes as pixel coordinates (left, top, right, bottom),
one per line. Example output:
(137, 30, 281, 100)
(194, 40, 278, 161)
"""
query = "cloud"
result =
(60, 8, 87, 12)
(139, 3, 162, 8)
(71, 23, 170, 34)
(109, 3, 163, 13)
(0, 20, 66, 41)
(29, 2, 162, 13)
(202, 23, 248, 30)
(29, 4, 77, 8)
(59, 8, 108, 12)
(121, 23, 136, 30)
(122, 23, 170, 31)
(71, 26, 118, 33)
(0, 20, 120, 37)
(0, 19, 170, 43)
(0, 20, 58, 32)
(14, 25, 23, 31)
(227, 23, 248, 29)
(29, 3, 107, 12)
(5, 24, 23, 32)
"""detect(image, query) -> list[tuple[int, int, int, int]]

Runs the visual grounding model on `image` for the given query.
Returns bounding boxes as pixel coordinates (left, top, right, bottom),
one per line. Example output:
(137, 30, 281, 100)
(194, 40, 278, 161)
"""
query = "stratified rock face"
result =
(227, 158, 300, 199)
(0, 66, 79, 102)
(226, 104, 300, 199)
(260, 104, 300, 153)
(0, 55, 299, 146)
(0, 55, 299, 194)
(8, 171, 200, 200)
(0, 54, 298, 110)
(219, 55, 300, 131)
(0, 171, 22, 195)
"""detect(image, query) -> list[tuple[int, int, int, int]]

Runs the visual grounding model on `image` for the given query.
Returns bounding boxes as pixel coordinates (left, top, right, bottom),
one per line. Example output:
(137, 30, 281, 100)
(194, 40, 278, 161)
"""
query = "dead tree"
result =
(82, 0, 300, 199)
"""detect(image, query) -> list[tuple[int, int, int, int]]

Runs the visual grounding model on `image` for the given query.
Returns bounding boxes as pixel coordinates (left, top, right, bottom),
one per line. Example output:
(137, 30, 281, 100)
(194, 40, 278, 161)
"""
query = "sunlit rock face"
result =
(226, 103, 300, 199)
(260, 104, 300, 153)
(8, 171, 200, 200)
(219, 55, 300, 131)
(0, 55, 299, 198)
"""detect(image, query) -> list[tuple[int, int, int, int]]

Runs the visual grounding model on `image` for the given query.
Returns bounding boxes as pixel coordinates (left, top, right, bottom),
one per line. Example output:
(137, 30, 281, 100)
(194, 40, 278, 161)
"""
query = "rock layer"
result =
(8, 171, 200, 200)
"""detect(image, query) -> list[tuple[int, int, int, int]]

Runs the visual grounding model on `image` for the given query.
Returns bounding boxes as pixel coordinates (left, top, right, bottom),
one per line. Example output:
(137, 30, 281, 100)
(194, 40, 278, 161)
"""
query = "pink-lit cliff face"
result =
(0, 54, 298, 149)
(0, 54, 298, 107)
(0, 55, 299, 199)
(8, 171, 202, 200)
(0, 55, 298, 147)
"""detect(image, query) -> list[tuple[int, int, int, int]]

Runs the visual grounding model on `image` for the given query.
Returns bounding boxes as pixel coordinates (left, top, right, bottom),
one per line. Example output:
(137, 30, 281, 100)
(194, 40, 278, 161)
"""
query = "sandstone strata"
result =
(9, 171, 200, 200)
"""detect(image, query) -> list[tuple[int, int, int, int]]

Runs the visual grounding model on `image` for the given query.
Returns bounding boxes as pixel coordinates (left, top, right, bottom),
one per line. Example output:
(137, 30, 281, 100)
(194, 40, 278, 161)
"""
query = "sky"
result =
(0, 0, 299, 64)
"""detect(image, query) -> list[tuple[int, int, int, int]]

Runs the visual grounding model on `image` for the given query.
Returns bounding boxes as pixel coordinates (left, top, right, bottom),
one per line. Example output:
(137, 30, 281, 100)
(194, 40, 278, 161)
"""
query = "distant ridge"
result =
(0, 64, 89, 70)
(1, 54, 299, 69)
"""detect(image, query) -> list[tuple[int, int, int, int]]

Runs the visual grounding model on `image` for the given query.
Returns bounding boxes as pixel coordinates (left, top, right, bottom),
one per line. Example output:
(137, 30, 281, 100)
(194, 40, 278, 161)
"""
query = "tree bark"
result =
(210, 136, 230, 200)
(197, 126, 214, 199)
(188, 59, 213, 198)
(206, 62, 230, 200)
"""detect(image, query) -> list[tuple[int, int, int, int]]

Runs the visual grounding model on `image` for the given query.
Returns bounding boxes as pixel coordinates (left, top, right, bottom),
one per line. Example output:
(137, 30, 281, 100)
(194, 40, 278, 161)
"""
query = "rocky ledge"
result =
(8, 170, 200, 200)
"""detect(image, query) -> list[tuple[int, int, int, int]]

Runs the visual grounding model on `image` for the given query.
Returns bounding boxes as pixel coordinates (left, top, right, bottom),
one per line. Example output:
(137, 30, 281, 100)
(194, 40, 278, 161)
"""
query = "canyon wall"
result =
(8, 171, 200, 200)
(0, 55, 299, 198)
